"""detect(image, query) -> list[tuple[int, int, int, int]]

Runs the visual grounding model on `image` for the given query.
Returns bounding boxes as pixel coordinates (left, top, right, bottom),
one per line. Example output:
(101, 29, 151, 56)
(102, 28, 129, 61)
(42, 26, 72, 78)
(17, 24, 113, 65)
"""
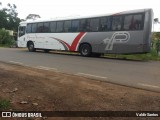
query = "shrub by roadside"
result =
(0, 29, 15, 47)
(0, 99, 10, 110)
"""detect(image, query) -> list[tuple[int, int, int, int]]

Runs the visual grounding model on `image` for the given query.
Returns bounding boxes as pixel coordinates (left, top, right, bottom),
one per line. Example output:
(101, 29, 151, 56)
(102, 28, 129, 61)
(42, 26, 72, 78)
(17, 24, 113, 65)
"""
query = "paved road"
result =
(0, 47, 160, 92)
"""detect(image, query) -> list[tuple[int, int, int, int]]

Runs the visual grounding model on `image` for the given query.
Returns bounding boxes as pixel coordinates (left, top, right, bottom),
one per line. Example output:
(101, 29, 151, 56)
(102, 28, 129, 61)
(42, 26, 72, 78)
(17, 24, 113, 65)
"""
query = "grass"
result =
(104, 49, 160, 61)
(0, 44, 11, 47)
(0, 99, 10, 110)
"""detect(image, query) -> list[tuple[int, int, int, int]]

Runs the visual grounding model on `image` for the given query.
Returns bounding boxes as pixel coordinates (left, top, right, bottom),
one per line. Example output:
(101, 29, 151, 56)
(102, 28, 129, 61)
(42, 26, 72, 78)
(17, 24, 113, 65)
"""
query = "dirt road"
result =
(0, 62, 160, 120)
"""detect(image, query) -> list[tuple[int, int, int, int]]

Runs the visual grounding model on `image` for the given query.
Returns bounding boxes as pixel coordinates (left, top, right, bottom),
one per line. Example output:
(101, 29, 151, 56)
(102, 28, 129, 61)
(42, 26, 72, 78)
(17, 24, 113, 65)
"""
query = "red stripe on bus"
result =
(59, 40, 71, 50)
(51, 32, 85, 51)
(50, 37, 70, 50)
(70, 32, 85, 51)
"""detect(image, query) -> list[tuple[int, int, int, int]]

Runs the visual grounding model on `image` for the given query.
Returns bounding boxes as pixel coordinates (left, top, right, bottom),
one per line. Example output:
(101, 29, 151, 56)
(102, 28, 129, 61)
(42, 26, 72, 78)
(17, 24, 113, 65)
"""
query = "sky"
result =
(0, 0, 160, 20)
(1, 0, 160, 31)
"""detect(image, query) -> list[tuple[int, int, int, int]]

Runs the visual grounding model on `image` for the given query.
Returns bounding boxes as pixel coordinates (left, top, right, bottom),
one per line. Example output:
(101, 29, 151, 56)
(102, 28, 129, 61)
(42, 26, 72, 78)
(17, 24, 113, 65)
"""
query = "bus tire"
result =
(79, 44, 92, 57)
(28, 42, 36, 52)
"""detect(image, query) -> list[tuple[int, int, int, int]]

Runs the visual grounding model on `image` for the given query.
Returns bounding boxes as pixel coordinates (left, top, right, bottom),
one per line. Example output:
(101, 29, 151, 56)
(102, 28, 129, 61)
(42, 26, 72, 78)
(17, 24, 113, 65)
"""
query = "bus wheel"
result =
(28, 42, 36, 52)
(80, 44, 92, 57)
(44, 49, 50, 53)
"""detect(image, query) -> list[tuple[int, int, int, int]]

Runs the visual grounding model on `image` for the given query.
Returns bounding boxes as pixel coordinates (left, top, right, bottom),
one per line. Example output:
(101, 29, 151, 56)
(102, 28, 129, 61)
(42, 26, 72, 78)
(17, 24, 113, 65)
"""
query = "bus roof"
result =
(20, 8, 152, 25)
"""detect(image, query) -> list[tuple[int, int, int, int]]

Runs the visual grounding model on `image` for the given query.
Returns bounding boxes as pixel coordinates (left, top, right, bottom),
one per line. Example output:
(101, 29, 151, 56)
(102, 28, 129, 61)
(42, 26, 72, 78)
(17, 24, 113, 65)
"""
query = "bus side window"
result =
(80, 19, 91, 32)
(56, 21, 64, 32)
(50, 21, 56, 33)
(79, 19, 85, 32)
(26, 24, 32, 33)
(71, 20, 79, 32)
(37, 23, 43, 33)
(19, 26, 26, 37)
(90, 18, 99, 32)
(64, 21, 72, 32)
(31, 23, 37, 33)
(124, 15, 133, 30)
(124, 14, 143, 30)
(84, 19, 91, 32)
(43, 22, 50, 33)
(112, 16, 122, 31)
(134, 14, 142, 30)
(99, 17, 111, 31)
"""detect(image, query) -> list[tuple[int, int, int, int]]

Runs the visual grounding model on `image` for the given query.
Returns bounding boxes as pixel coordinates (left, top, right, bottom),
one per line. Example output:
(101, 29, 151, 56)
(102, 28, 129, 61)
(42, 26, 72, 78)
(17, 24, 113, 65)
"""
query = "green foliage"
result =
(26, 14, 41, 20)
(0, 2, 21, 31)
(152, 32, 160, 52)
(104, 32, 160, 61)
(0, 99, 10, 110)
(104, 47, 160, 61)
(152, 32, 160, 42)
(0, 29, 15, 46)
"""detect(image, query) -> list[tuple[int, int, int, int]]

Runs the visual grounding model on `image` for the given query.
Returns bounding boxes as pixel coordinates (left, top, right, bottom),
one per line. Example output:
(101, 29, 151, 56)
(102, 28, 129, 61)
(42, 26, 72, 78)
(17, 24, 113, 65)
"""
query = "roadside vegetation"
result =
(0, 99, 10, 110)
(105, 48, 160, 61)
(0, 29, 15, 47)
(0, 2, 20, 47)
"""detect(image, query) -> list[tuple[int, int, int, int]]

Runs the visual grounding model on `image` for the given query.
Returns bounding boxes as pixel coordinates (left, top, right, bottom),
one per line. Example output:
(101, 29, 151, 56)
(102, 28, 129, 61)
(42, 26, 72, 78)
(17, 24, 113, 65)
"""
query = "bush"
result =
(0, 29, 15, 46)
(0, 99, 10, 110)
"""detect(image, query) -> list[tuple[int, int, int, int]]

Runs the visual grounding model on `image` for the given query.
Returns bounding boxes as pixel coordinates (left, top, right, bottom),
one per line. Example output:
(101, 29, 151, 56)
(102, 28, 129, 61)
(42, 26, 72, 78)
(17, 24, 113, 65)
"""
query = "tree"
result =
(0, 2, 21, 31)
(6, 3, 18, 18)
(26, 14, 41, 20)
(154, 18, 160, 24)
(0, 9, 8, 29)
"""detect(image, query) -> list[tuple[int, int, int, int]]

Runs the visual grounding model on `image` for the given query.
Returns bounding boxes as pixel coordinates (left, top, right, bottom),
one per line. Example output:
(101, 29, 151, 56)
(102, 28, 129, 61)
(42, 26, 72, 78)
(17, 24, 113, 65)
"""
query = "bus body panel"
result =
(142, 9, 153, 52)
(17, 35, 26, 47)
(22, 31, 145, 54)
(17, 25, 26, 47)
(78, 31, 144, 54)
(25, 33, 80, 50)
(17, 8, 153, 55)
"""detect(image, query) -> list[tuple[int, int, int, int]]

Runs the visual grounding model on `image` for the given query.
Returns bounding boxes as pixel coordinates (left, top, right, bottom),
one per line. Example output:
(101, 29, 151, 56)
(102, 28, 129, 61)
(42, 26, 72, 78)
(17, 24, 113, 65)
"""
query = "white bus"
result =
(18, 8, 153, 57)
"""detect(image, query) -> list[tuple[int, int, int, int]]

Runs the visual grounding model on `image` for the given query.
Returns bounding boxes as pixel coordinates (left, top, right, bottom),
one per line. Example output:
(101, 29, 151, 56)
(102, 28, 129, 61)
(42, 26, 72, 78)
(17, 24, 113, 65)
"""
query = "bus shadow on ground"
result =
(24, 49, 148, 62)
